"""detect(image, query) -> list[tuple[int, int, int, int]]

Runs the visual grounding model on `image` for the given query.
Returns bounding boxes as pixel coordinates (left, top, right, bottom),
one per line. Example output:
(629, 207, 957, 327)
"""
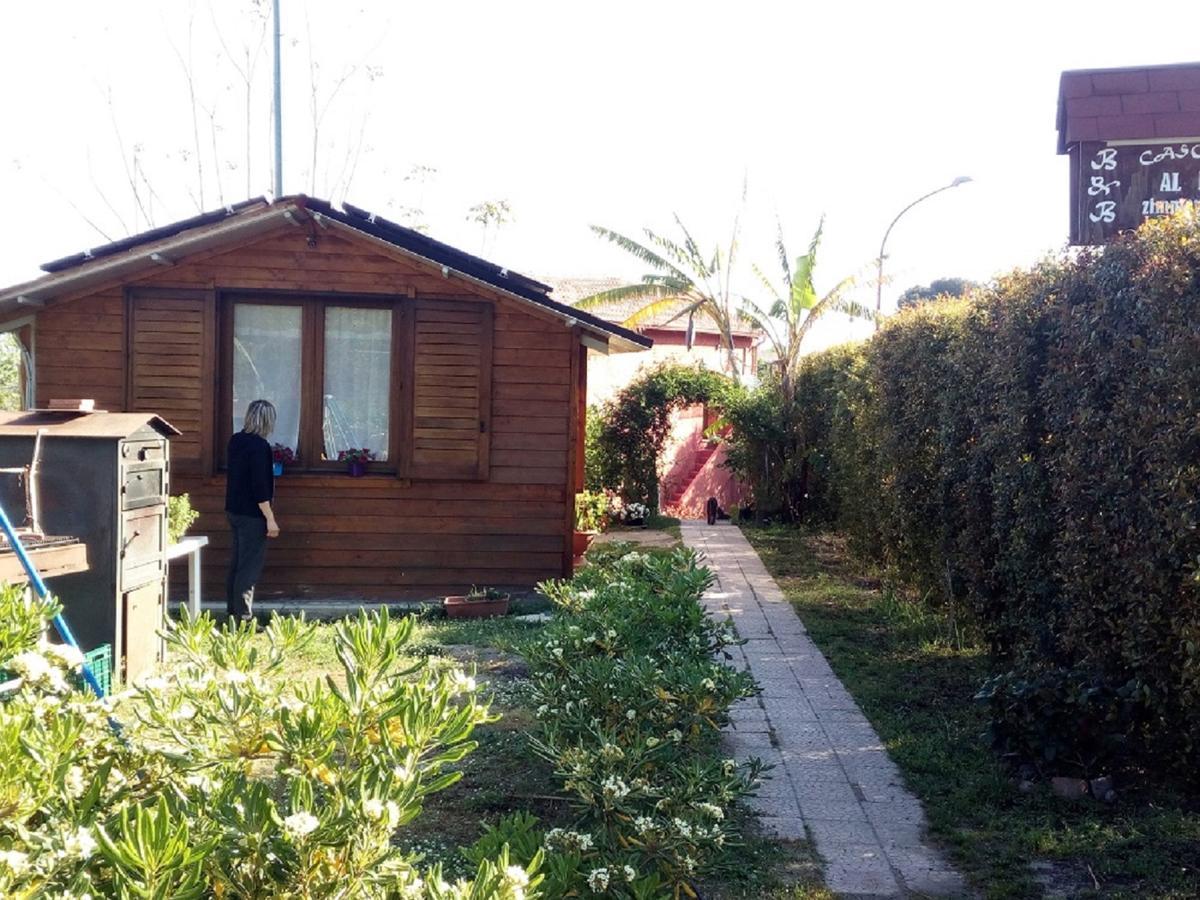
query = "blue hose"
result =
(0, 503, 106, 698)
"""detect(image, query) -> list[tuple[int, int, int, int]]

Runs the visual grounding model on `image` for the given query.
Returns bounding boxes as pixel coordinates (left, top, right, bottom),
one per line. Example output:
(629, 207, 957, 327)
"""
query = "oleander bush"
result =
(761, 212, 1200, 779)
(0, 584, 540, 899)
(493, 545, 762, 897)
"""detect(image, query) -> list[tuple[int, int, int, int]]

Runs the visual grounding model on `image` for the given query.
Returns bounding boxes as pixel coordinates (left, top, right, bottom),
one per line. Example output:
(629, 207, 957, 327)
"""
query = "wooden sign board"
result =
(1070, 141, 1200, 245)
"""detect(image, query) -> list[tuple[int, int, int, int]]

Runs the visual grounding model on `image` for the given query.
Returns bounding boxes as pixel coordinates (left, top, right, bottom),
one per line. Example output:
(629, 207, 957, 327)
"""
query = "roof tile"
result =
(1121, 92, 1180, 115)
(1178, 90, 1200, 112)
(1067, 95, 1123, 117)
(1152, 111, 1200, 136)
(1060, 72, 1094, 99)
(1091, 70, 1150, 95)
(1066, 117, 1099, 143)
(1148, 68, 1200, 92)
(1095, 113, 1156, 139)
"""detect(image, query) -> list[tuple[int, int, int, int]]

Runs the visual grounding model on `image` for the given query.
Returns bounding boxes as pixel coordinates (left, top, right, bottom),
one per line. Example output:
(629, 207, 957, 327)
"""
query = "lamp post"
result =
(874, 176, 972, 330)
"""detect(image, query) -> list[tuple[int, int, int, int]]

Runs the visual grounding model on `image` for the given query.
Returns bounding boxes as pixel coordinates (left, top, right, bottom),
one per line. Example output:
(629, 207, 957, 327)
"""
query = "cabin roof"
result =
(1057, 61, 1200, 153)
(0, 196, 652, 353)
(0, 410, 180, 438)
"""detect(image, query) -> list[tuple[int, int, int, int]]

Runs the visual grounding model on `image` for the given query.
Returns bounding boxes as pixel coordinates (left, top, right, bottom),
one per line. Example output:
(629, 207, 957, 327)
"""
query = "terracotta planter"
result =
(347, 460, 367, 477)
(444, 594, 510, 619)
(573, 530, 597, 557)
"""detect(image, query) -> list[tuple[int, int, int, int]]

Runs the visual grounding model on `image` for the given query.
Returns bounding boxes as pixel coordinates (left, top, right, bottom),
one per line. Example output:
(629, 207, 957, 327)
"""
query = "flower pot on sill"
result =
(573, 529, 598, 557)
(347, 460, 367, 477)
(272, 461, 284, 477)
(444, 594, 510, 619)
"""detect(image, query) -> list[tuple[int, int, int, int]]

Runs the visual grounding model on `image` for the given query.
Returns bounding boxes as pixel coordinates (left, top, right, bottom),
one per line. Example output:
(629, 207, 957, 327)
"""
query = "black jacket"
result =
(225, 431, 274, 517)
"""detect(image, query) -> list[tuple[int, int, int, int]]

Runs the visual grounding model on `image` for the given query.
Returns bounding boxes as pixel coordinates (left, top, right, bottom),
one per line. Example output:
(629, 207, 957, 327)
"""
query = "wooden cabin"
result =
(0, 196, 650, 602)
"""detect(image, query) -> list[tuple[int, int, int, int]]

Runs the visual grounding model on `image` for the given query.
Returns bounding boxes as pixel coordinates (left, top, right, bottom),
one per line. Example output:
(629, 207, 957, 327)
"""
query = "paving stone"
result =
(824, 862, 901, 897)
(796, 799, 869, 822)
(749, 791, 801, 818)
(806, 818, 882, 848)
(756, 815, 808, 841)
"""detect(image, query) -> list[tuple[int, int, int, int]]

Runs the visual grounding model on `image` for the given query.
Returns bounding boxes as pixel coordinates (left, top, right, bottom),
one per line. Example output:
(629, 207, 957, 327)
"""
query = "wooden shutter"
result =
(402, 298, 493, 480)
(126, 290, 215, 475)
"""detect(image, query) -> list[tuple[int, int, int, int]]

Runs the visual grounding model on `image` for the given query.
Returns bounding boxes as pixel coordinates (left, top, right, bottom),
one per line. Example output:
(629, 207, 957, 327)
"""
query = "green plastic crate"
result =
(79, 644, 112, 696)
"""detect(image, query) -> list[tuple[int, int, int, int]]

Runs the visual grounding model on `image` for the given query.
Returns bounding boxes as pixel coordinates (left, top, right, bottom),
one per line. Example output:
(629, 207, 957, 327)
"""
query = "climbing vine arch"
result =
(587, 363, 733, 509)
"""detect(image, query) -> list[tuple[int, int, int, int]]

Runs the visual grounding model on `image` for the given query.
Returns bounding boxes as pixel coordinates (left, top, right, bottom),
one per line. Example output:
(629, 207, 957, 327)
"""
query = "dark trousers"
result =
(226, 513, 268, 620)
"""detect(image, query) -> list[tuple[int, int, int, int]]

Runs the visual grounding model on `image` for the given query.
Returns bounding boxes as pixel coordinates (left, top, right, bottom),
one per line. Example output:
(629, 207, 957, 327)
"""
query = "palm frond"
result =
(774, 218, 792, 287)
(642, 230, 699, 280)
(588, 225, 683, 279)
(750, 262, 783, 305)
(623, 297, 702, 329)
(573, 282, 681, 311)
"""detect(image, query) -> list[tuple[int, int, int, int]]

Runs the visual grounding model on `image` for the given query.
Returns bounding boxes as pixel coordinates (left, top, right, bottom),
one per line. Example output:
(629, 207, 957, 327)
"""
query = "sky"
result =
(2, 0, 1199, 350)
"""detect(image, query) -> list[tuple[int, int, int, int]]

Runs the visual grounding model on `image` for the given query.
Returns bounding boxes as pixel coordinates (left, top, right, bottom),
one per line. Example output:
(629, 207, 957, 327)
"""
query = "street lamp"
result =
(874, 176, 973, 330)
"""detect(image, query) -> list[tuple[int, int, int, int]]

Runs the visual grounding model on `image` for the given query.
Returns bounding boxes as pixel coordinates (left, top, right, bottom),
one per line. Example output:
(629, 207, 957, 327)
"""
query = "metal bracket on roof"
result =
(15, 295, 44, 308)
(149, 253, 173, 267)
(283, 210, 302, 227)
(312, 212, 329, 229)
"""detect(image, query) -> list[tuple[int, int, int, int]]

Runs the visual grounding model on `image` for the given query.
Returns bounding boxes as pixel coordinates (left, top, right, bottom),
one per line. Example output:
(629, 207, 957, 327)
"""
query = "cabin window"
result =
(232, 304, 303, 454)
(322, 307, 392, 462)
(222, 295, 398, 471)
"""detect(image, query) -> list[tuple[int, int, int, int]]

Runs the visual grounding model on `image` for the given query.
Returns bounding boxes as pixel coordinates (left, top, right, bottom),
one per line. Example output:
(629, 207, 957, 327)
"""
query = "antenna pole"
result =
(272, 0, 283, 198)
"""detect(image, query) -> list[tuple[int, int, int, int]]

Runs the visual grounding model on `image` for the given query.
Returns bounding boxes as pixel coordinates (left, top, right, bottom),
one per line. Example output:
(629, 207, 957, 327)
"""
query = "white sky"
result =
(2, 1, 1198, 349)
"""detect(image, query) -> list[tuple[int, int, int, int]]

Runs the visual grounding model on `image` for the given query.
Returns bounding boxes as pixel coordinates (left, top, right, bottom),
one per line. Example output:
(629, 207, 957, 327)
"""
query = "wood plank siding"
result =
(31, 226, 581, 601)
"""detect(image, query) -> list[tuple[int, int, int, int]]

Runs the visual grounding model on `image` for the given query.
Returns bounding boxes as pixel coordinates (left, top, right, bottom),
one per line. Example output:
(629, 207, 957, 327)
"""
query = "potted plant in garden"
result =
(271, 444, 295, 476)
(573, 490, 607, 557)
(444, 585, 510, 619)
(622, 501, 648, 527)
(337, 447, 374, 477)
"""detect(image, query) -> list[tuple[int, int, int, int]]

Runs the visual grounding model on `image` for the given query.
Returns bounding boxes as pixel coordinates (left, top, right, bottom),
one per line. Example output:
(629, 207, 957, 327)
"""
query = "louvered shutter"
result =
(126, 290, 215, 474)
(402, 298, 493, 480)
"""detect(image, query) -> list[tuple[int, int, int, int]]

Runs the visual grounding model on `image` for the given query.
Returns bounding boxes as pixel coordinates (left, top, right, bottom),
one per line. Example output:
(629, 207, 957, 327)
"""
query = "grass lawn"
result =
(742, 525, 1200, 900)
(252, 605, 829, 897)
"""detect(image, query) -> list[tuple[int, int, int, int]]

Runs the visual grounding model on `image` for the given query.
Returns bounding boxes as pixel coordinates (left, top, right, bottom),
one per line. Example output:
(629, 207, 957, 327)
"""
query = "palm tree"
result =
(740, 217, 871, 402)
(575, 215, 745, 380)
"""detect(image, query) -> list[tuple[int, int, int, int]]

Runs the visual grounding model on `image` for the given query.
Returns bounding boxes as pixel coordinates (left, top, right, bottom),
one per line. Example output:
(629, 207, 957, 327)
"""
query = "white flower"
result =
(587, 868, 610, 892)
(503, 865, 529, 888)
(282, 811, 320, 838)
(701, 678, 716, 691)
(279, 694, 307, 713)
(695, 802, 725, 820)
(399, 876, 425, 899)
(363, 798, 385, 821)
(171, 702, 197, 722)
(136, 675, 169, 692)
(222, 669, 249, 685)
(0, 849, 29, 874)
(393, 764, 411, 782)
(682, 855, 697, 874)
(645, 736, 660, 748)
(536, 704, 549, 716)
(634, 815, 654, 834)
(64, 826, 97, 859)
(672, 817, 694, 839)
(64, 766, 86, 799)
(552, 647, 564, 658)
(625, 709, 637, 720)
(601, 776, 629, 800)
(448, 670, 477, 696)
(668, 728, 683, 743)
(622, 864, 637, 882)
(43, 642, 84, 671)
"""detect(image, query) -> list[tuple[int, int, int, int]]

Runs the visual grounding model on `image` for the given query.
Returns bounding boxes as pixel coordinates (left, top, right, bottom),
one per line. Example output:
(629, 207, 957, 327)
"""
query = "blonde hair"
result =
(242, 399, 277, 437)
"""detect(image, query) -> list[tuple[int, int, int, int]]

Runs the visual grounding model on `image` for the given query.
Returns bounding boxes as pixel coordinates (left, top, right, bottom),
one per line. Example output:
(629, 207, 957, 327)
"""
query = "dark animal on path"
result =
(706, 497, 719, 526)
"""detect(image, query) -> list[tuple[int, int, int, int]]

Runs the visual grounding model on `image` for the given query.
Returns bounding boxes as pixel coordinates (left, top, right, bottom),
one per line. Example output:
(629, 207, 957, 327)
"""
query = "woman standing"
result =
(225, 399, 281, 621)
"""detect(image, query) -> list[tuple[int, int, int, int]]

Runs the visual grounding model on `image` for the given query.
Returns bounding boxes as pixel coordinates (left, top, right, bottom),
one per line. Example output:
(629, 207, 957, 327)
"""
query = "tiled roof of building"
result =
(1057, 62, 1200, 153)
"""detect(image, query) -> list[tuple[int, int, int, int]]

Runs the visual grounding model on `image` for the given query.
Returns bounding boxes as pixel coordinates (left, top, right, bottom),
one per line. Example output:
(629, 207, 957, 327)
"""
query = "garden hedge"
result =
(781, 214, 1200, 778)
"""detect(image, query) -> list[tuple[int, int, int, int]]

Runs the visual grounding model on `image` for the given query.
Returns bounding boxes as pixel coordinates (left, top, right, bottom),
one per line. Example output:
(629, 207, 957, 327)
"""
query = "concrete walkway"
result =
(682, 522, 967, 899)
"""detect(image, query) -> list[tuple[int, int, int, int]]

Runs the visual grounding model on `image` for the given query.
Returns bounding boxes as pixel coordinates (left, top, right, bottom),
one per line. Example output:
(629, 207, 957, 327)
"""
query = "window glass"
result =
(323, 307, 392, 461)
(232, 304, 302, 455)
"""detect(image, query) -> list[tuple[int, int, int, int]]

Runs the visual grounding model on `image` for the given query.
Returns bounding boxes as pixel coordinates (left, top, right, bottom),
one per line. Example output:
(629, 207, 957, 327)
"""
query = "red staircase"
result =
(662, 443, 718, 511)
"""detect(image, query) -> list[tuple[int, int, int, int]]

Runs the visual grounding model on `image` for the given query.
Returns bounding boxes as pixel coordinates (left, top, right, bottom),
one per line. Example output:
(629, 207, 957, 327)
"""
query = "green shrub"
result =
(0, 591, 541, 898)
(167, 493, 200, 545)
(523, 545, 763, 896)
(778, 212, 1200, 780)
